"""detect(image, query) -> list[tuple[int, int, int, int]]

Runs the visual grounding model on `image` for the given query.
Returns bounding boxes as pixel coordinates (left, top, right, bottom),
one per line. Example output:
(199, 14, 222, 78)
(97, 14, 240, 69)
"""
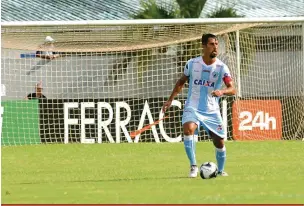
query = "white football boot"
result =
(218, 171, 229, 176)
(189, 165, 198, 178)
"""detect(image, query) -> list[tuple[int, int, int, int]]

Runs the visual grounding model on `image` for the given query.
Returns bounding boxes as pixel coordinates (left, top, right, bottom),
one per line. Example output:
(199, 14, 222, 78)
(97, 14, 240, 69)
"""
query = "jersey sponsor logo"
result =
(203, 70, 210, 73)
(194, 79, 215, 87)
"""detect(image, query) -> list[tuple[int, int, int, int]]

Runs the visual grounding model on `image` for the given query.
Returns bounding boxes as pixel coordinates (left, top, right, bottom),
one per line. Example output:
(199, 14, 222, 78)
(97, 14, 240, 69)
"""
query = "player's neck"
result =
(202, 55, 216, 65)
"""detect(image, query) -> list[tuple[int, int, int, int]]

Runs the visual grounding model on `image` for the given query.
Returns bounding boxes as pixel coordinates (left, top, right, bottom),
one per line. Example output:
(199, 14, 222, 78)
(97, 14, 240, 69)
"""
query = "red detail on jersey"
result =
(223, 76, 232, 85)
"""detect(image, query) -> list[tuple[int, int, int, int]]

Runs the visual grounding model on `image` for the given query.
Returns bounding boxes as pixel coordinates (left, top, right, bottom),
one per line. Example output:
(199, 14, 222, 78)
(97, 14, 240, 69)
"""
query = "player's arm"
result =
(211, 78, 236, 97)
(168, 74, 189, 101)
(162, 60, 191, 113)
(162, 74, 188, 113)
(221, 80, 236, 96)
(211, 65, 236, 97)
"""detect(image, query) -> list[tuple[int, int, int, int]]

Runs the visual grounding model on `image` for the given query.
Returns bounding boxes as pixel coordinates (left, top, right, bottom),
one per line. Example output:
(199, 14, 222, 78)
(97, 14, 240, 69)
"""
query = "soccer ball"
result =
(199, 162, 218, 179)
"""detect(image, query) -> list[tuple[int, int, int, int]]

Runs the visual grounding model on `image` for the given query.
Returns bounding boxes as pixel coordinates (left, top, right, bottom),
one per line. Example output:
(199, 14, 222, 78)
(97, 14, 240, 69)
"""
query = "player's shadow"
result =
(72, 176, 190, 183)
(16, 176, 189, 185)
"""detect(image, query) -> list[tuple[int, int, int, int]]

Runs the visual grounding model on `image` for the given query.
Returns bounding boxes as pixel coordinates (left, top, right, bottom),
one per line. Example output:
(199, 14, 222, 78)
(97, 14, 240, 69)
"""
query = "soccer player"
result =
(162, 33, 236, 178)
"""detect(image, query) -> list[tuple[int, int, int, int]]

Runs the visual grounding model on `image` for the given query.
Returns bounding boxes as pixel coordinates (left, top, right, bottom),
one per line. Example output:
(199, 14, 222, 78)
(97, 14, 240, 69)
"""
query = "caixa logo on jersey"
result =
(194, 79, 215, 88)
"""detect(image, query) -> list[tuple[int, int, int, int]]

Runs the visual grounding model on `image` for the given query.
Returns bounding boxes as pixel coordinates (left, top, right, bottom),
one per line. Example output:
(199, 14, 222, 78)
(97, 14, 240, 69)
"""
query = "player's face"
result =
(203, 38, 218, 59)
(36, 87, 43, 95)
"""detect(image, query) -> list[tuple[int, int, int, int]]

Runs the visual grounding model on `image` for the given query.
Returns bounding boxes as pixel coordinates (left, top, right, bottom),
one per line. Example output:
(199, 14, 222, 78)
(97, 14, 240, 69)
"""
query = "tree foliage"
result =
(206, 6, 244, 18)
(131, 0, 180, 19)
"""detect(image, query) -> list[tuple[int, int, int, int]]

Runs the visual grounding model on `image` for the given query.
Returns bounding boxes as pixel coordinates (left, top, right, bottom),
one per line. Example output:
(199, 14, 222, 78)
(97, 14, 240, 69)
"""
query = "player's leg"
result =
(183, 122, 199, 177)
(209, 131, 228, 176)
(182, 109, 200, 178)
(198, 112, 228, 176)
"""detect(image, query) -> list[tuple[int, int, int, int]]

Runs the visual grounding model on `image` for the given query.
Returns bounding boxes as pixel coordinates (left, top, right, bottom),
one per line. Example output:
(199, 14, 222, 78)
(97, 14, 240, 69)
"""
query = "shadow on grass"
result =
(14, 176, 190, 185)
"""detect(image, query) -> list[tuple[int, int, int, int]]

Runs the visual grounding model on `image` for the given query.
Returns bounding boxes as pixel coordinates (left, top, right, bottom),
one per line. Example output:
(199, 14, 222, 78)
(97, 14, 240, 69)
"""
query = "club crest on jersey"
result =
(194, 79, 215, 87)
(212, 71, 219, 78)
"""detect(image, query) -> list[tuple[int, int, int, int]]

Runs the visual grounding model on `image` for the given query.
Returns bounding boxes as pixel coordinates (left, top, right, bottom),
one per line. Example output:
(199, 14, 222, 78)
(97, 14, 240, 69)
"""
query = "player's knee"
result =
(183, 128, 195, 136)
(213, 140, 224, 149)
(211, 133, 225, 148)
(183, 122, 197, 135)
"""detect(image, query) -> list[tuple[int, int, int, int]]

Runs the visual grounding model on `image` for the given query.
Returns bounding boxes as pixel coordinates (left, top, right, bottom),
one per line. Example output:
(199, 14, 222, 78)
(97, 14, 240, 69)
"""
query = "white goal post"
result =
(1, 17, 304, 145)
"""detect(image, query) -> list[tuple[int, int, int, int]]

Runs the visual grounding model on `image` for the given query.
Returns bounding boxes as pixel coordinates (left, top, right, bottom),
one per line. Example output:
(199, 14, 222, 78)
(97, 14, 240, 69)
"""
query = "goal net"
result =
(1, 18, 304, 145)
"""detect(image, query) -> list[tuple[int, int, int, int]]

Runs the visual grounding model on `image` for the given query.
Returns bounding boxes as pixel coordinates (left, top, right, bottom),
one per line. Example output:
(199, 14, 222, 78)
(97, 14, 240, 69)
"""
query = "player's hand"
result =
(211, 90, 223, 97)
(162, 100, 172, 113)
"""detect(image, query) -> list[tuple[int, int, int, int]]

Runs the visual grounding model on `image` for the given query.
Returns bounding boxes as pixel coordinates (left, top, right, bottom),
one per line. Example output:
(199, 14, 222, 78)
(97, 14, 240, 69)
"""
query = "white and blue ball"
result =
(199, 162, 218, 179)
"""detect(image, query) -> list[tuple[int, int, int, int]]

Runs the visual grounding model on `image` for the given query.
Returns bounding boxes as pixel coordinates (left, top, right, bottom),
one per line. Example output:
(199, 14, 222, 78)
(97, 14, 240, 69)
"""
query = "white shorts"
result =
(182, 108, 225, 138)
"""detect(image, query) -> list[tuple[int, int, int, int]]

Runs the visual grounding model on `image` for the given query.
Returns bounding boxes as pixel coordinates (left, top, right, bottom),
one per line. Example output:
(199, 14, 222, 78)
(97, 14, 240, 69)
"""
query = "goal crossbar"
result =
(1, 23, 263, 52)
(2, 17, 304, 27)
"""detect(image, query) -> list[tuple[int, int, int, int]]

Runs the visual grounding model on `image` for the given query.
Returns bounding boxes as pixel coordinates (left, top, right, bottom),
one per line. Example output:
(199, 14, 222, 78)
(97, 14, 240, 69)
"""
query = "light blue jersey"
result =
(182, 56, 232, 138)
(184, 56, 231, 113)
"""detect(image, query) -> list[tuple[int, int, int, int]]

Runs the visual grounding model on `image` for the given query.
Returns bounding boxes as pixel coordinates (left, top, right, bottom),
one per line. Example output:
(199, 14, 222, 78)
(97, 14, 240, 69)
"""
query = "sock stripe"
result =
(184, 135, 193, 141)
(216, 145, 226, 152)
(191, 136, 196, 165)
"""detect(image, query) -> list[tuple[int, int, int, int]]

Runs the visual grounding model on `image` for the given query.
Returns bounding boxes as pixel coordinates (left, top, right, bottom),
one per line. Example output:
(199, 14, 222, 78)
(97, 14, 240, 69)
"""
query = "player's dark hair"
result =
(201, 33, 217, 45)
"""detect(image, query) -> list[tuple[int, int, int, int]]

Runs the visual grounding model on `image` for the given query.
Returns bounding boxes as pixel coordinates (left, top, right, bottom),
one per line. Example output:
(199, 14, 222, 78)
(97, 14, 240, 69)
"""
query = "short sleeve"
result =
(183, 60, 192, 77)
(221, 65, 232, 84)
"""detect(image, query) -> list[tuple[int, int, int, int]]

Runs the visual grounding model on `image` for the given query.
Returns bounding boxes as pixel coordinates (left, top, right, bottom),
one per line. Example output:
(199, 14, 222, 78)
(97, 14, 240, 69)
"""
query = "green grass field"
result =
(2, 141, 304, 204)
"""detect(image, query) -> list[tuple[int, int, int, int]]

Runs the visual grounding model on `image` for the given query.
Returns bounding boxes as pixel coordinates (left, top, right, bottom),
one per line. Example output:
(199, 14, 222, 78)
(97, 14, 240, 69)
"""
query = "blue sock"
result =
(184, 135, 196, 166)
(216, 146, 226, 172)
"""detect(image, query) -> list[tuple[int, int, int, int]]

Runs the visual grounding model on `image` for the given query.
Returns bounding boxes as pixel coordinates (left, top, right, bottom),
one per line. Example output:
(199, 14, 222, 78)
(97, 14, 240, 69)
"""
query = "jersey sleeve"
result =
(183, 60, 192, 77)
(221, 65, 232, 85)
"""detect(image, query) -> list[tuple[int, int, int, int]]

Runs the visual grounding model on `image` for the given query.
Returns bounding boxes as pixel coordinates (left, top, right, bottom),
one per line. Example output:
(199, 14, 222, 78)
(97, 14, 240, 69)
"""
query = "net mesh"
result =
(1, 21, 303, 145)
